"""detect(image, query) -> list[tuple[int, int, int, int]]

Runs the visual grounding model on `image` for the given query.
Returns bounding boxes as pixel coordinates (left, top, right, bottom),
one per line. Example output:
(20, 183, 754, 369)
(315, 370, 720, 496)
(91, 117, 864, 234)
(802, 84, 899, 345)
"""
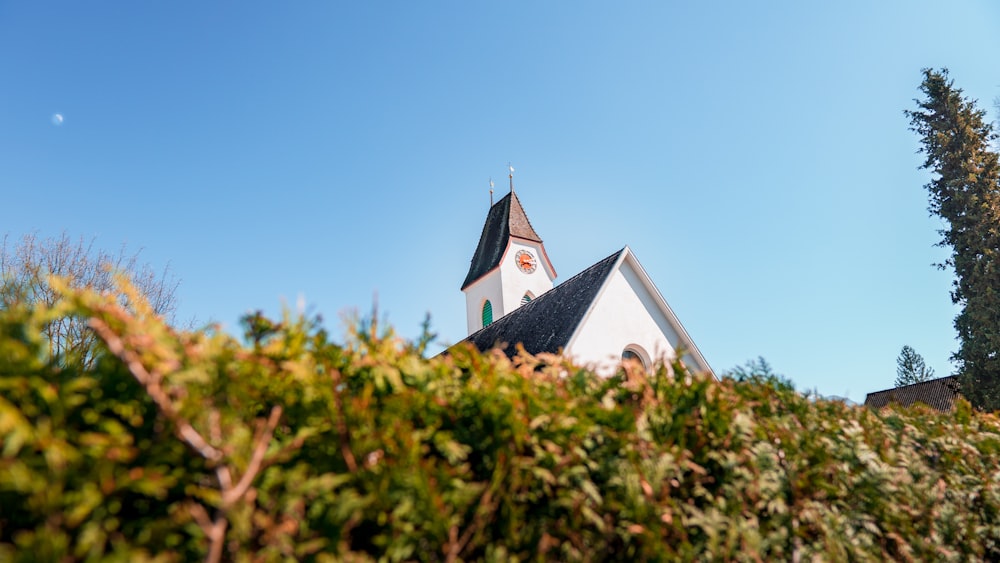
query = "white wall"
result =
(498, 239, 555, 316)
(463, 238, 555, 335)
(566, 258, 680, 376)
(463, 272, 504, 335)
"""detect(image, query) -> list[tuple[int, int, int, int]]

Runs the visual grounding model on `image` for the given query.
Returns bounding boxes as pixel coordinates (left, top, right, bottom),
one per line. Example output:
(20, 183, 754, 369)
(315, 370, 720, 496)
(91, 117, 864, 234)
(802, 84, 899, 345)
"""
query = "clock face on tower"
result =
(515, 250, 537, 273)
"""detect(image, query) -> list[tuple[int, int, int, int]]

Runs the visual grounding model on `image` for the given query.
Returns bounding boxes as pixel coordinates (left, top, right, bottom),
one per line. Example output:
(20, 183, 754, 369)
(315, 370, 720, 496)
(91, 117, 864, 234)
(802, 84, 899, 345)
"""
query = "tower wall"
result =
(463, 271, 504, 335)
(462, 239, 555, 335)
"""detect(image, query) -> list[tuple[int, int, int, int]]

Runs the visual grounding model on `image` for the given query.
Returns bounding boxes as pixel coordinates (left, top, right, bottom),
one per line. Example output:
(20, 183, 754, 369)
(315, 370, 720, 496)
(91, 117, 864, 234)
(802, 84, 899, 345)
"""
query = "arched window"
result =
(520, 292, 534, 307)
(482, 300, 493, 327)
(622, 347, 647, 370)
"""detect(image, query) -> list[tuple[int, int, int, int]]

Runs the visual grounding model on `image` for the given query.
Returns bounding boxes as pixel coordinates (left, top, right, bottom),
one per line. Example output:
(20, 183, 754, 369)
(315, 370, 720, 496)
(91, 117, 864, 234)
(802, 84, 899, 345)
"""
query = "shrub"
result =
(2, 278, 999, 560)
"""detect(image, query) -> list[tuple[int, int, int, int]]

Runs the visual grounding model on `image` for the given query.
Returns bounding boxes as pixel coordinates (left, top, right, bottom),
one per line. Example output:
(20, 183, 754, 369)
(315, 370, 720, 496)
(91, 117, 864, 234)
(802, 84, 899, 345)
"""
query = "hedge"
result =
(1, 278, 999, 561)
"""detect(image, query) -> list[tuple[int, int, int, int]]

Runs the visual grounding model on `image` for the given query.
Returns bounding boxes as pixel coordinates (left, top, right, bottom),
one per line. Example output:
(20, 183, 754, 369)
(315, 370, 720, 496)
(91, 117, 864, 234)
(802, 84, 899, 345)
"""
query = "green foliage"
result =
(895, 345, 935, 387)
(907, 69, 1000, 410)
(3, 279, 1000, 560)
(723, 356, 795, 392)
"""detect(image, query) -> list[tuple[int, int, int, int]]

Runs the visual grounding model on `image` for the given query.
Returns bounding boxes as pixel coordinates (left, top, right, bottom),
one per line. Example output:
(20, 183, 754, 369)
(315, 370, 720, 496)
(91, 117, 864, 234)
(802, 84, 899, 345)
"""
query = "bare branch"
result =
(187, 502, 216, 537)
(89, 317, 223, 463)
(449, 489, 494, 561)
(222, 406, 283, 507)
(331, 369, 358, 473)
(0, 231, 181, 364)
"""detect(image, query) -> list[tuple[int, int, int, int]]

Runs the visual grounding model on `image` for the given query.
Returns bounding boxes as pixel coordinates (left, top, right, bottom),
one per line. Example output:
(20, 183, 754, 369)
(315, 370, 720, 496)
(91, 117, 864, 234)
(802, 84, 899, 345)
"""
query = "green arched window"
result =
(520, 292, 533, 306)
(482, 300, 493, 327)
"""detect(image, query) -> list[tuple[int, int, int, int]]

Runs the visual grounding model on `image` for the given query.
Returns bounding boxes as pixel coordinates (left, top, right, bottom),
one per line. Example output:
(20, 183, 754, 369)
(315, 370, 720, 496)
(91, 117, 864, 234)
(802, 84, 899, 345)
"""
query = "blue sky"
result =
(2, 2, 999, 402)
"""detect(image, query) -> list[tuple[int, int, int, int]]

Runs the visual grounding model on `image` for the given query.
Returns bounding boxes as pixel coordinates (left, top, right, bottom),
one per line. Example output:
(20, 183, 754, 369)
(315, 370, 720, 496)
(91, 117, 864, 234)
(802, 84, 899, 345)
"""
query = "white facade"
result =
(463, 237, 555, 335)
(564, 248, 713, 377)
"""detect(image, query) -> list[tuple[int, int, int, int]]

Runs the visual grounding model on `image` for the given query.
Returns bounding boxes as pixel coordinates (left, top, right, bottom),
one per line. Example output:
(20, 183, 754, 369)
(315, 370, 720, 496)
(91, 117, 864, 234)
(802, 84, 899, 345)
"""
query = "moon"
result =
(51, 113, 64, 125)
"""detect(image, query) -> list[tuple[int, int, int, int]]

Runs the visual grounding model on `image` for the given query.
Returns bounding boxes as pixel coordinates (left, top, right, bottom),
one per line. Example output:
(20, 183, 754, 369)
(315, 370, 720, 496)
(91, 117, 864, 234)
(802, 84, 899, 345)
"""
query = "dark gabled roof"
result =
(863, 376, 961, 412)
(461, 191, 543, 290)
(462, 249, 623, 358)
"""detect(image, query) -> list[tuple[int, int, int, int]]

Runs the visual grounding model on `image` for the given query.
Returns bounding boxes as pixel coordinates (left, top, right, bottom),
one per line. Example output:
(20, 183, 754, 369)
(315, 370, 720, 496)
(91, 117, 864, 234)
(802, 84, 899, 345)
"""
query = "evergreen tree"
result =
(724, 356, 795, 391)
(895, 345, 935, 387)
(907, 69, 1000, 410)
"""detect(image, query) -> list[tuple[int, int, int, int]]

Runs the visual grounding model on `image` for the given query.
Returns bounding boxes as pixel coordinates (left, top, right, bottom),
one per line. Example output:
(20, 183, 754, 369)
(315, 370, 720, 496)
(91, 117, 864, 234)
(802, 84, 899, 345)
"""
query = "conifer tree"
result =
(895, 345, 935, 387)
(907, 69, 1000, 410)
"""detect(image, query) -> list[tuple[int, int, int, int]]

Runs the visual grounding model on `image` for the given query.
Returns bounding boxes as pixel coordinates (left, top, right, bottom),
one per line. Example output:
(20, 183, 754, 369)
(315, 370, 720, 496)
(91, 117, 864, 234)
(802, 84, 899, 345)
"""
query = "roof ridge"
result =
(461, 248, 624, 349)
(863, 374, 961, 412)
(461, 191, 544, 290)
(554, 248, 623, 287)
(507, 191, 542, 242)
(461, 193, 514, 289)
(888, 375, 959, 391)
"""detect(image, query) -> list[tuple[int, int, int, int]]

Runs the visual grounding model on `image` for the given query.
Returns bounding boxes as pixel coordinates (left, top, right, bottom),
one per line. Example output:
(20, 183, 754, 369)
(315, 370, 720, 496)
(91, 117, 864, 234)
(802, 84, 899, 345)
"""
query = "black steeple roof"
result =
(461, 249, 623, 358)
(461, 191, 543, 290)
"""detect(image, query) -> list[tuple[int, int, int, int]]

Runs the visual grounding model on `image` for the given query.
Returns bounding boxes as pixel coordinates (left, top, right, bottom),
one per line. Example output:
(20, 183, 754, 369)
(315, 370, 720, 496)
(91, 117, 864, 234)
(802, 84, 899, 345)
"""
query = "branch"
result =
(331, 369, 358, 473)
(446, 489, 494, 561)
(187, 502, 216, 537)
(187, 501, 228, 563)
(222, 405, 283, 507)
(89, 317, 224, 463)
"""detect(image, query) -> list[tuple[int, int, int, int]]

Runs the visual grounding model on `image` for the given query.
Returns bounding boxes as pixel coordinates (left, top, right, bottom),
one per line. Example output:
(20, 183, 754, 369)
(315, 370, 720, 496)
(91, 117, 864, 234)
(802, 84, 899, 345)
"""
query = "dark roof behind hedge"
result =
(461, 249, 623, 358)
(863, 376, 961, 411)
(461, 191, 542, 290)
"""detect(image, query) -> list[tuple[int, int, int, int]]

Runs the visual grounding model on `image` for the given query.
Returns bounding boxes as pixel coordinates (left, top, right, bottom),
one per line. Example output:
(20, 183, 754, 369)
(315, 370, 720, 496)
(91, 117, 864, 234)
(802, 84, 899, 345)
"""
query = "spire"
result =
(508, 163, 515, 193)
(506, 190, 540, 241)
(461, 190, 543, 290)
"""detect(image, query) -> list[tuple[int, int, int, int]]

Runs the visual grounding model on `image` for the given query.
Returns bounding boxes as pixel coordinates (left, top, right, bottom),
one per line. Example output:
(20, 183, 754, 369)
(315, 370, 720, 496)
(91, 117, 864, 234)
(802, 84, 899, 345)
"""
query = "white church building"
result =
(457, 187, 714, 378)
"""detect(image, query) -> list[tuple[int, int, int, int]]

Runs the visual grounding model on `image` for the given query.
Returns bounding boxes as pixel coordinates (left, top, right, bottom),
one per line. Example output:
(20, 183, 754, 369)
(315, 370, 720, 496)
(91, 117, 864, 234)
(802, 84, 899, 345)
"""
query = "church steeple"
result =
(462, 191, 543, 289)
(462, 190, 556, 335)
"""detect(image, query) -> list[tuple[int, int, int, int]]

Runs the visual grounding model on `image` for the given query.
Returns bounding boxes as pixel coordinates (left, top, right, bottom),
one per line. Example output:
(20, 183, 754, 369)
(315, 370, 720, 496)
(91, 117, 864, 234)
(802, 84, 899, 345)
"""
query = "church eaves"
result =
(461, 191, 543, 290)
(461, 249, 623, 357)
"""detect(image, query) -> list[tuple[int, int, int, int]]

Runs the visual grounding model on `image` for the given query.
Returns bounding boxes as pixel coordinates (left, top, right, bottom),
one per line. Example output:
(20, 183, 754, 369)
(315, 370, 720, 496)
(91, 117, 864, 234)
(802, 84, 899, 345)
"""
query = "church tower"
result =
(461, 190, 556, 335)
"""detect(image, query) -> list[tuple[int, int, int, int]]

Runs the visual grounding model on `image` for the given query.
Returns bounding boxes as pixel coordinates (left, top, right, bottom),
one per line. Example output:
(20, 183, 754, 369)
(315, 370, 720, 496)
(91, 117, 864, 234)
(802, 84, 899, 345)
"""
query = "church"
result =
(456, 182, 714, 378)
